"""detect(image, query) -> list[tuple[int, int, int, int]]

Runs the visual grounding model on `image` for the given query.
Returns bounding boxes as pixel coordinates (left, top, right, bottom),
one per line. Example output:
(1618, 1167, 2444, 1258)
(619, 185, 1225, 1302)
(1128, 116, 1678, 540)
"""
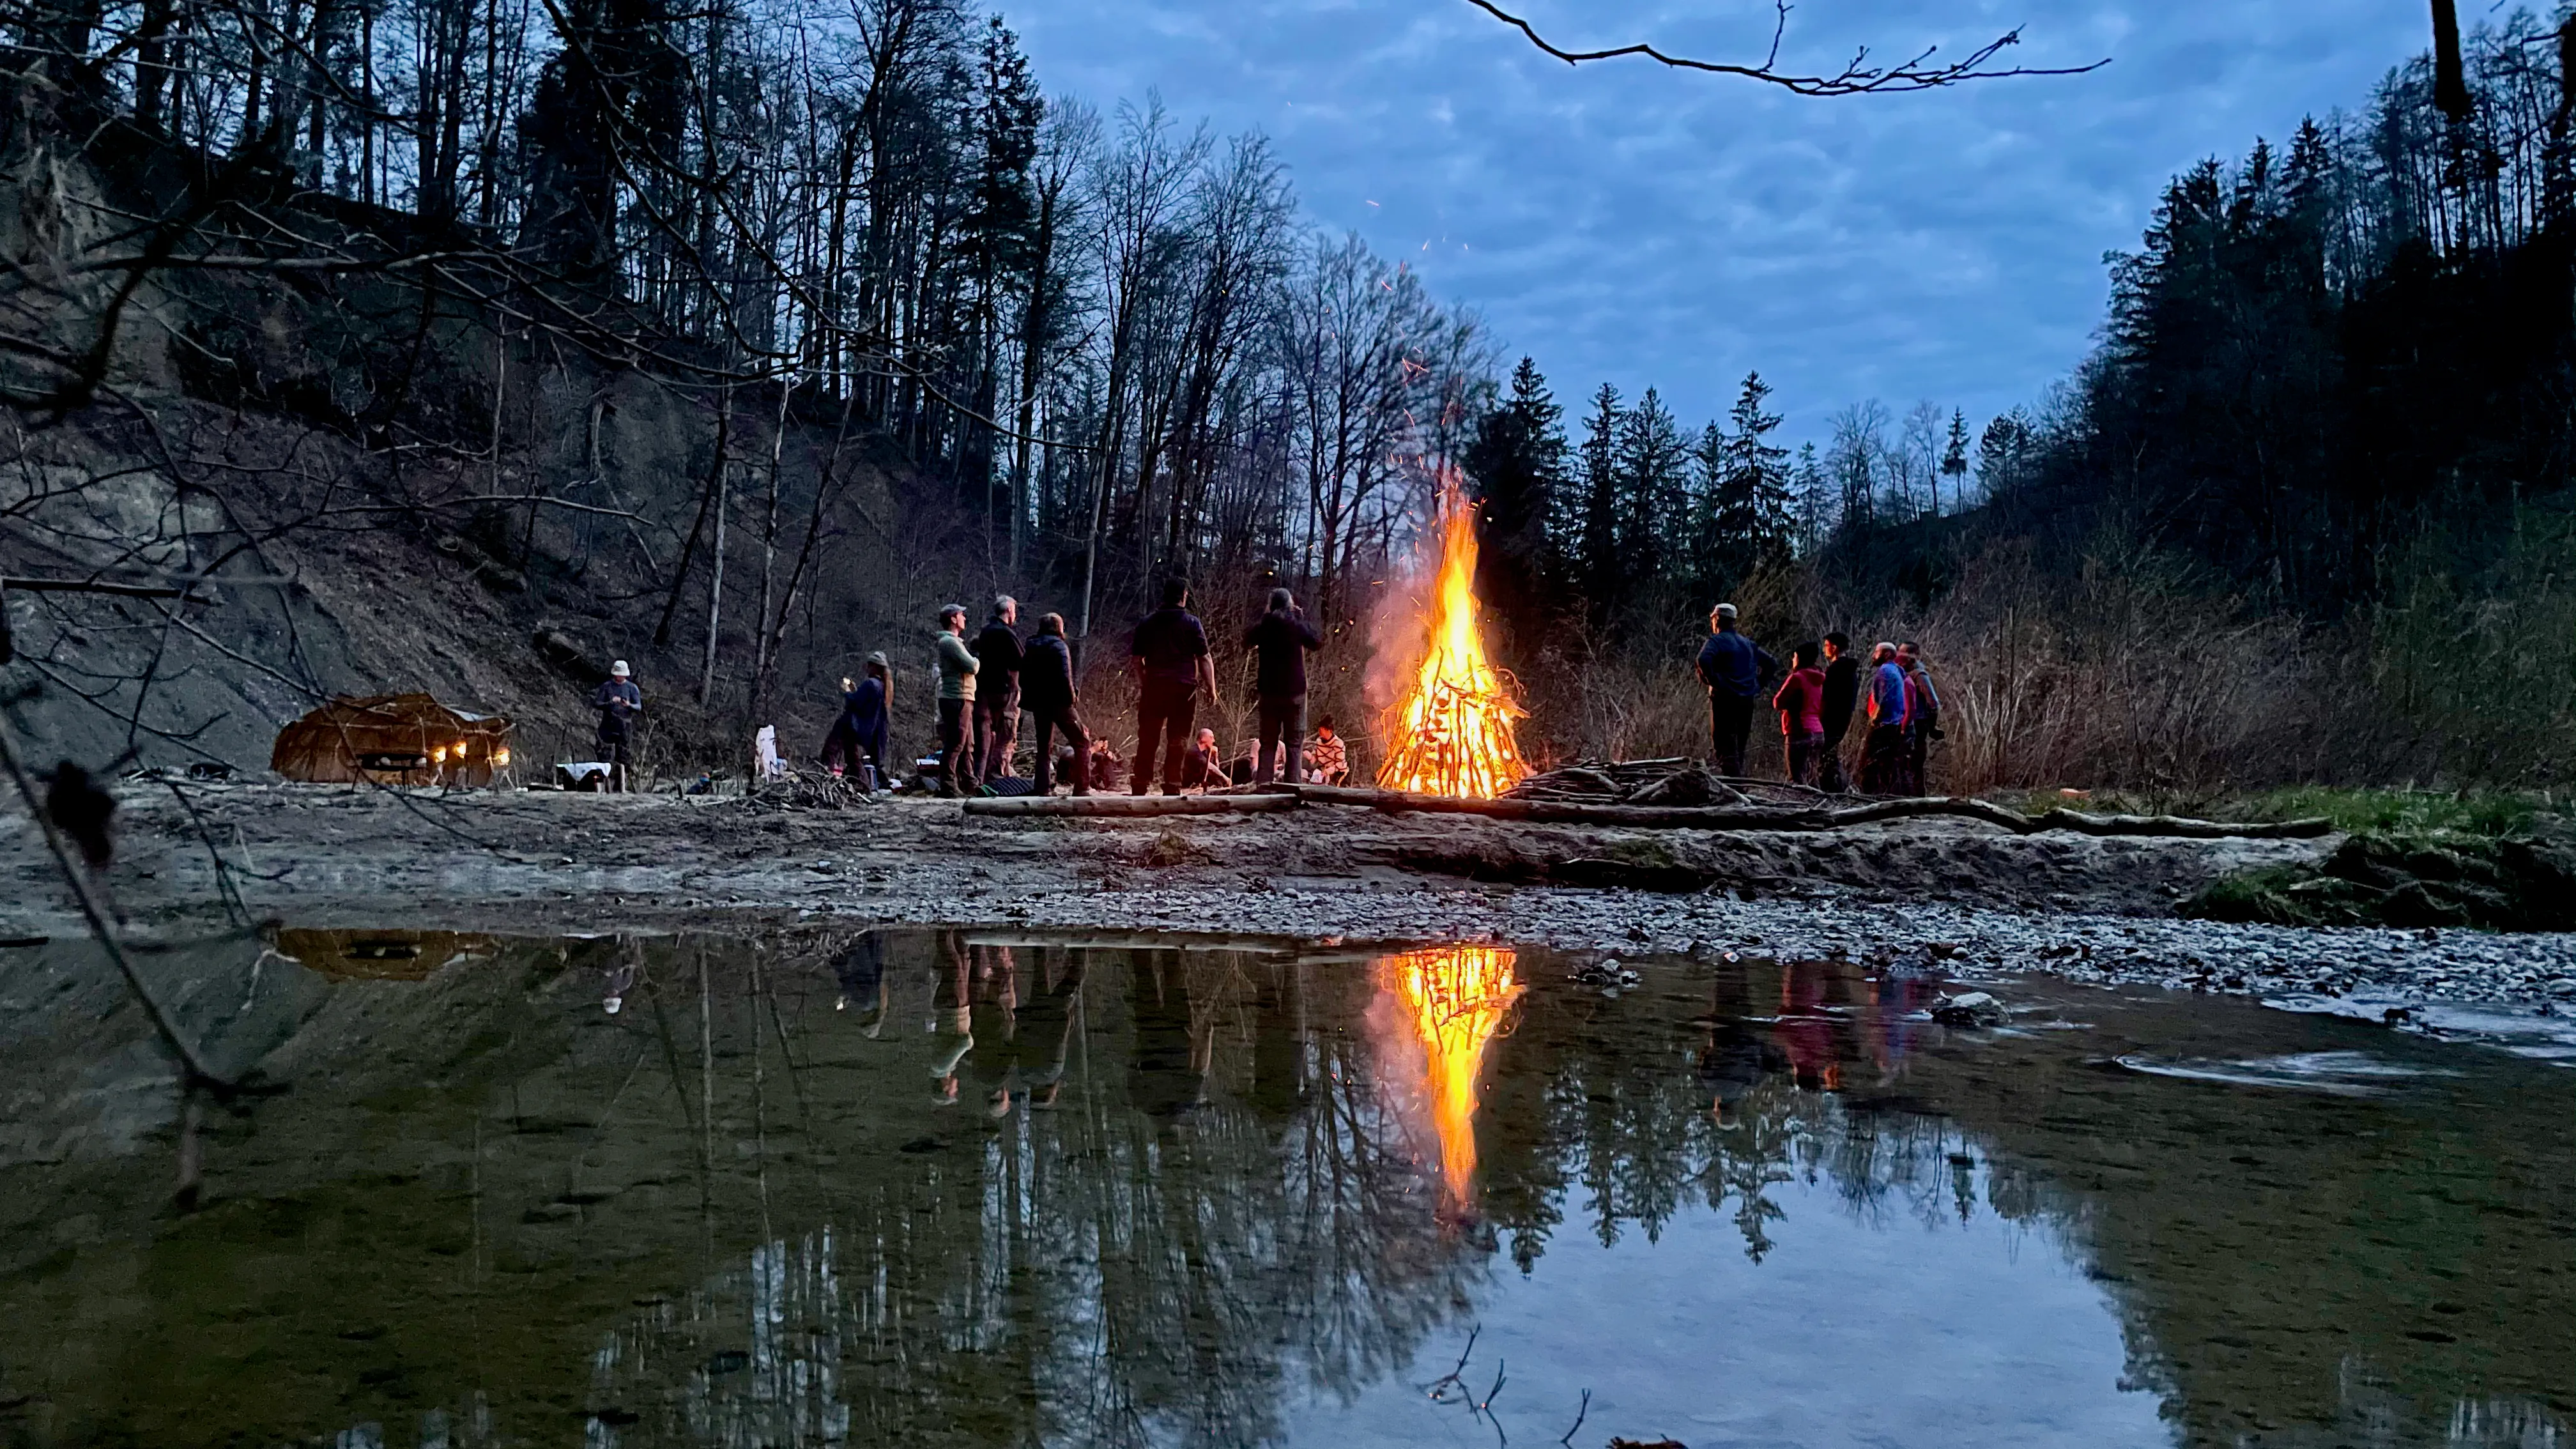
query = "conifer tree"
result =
(1465, 356, 1570, 652)
(1614, 386, 1689, 600)
(1576, 383, 1623, 613)
(1940, 407, 1970, 514)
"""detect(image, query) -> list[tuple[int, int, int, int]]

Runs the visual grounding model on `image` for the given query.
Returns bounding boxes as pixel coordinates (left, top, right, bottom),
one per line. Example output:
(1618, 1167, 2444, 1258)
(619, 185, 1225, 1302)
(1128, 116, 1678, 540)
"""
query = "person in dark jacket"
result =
(1243, 586, 1322, 784)
(971, 596, 1024, 784)
(1020, 613, 1090, 795)
(1129, 577, 1216, 795)
(1693, 604, 1778, 778)
(1818, 632, 1858, 793)
(592, 659, 644, 792)
(820, 652, 893, 787)
(1899, 640, 1942, 795)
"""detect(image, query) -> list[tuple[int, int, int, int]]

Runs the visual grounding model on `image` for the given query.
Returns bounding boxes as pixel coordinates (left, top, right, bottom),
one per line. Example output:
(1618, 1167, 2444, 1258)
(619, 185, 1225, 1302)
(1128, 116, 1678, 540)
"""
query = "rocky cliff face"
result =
(0, 135, 946, 784)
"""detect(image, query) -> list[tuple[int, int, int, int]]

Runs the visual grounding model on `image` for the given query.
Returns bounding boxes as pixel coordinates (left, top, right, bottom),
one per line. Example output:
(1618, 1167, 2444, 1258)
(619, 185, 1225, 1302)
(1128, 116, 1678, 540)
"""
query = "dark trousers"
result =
(937, 696, 975, 794)
(1708, 693, 1756, 777)
(597, 735, 634, 792)
(1906, 723, 1935, 796)
(1785, 729, 1823, 786)
(1818, 727, 1850, 792)
(1029, 702, 1089, 794)
(1860, 722, 1907, 795)
(975, 686, 1022, 783)
(1255, 693, 1307, 784)
(1132, 680, 1196, 794)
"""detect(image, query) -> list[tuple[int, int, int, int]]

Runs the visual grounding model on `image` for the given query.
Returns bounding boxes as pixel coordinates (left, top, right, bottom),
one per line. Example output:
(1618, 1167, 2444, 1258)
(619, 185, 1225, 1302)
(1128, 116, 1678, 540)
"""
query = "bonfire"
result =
(1376, 471, 1529, 797)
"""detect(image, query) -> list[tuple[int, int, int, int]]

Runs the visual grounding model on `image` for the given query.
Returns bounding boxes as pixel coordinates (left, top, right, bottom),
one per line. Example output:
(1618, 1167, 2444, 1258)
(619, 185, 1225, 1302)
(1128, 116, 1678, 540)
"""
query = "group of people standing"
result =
(1698, 606, 1942, 795)
(808, 577, 1350, 798)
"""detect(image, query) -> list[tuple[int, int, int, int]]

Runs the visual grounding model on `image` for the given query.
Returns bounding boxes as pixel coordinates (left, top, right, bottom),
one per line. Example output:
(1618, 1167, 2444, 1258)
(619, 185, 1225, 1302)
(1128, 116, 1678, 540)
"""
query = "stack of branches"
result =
(1504, 759, 1831, 810)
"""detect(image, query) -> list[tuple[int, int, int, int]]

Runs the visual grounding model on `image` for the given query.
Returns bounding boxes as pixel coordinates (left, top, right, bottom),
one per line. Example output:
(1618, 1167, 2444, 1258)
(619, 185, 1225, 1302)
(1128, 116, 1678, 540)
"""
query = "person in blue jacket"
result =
(1694, 603, 1779, 777)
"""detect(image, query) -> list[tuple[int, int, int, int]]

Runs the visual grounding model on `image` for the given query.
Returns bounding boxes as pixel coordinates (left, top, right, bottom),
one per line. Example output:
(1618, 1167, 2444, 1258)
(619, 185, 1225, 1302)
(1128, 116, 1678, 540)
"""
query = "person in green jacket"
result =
(932, 604, 980, 797)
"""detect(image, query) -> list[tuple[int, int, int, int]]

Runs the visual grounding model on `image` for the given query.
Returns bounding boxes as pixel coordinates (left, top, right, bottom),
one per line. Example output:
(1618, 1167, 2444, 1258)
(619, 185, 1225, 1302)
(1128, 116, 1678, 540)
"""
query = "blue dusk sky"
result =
(1010, 0, 2436, 445)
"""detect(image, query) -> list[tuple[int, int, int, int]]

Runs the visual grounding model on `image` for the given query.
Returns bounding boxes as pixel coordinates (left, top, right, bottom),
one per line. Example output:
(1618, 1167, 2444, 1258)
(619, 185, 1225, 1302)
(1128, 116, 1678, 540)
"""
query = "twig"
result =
(1427, 1324, 1480, 1403)
(1558, 1389, 1591, 1448)
(1461, 0, 2108, 95)
(0, 721, 227, 1090)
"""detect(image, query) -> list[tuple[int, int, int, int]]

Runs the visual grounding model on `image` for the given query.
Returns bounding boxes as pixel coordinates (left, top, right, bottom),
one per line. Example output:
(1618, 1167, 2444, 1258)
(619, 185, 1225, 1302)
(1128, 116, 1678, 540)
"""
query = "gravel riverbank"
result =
(6, 783, 2573, 1019)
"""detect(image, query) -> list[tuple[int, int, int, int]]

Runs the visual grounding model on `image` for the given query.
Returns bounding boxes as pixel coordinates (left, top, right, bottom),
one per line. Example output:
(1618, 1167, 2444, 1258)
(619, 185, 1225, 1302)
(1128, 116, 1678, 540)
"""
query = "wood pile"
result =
(1503, 758, 1826, 811)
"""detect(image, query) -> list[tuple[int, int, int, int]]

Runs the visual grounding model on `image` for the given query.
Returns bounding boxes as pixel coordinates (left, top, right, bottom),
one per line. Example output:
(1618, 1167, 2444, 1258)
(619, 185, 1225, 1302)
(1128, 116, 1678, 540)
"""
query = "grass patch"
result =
(2007, 785, 2567, 838)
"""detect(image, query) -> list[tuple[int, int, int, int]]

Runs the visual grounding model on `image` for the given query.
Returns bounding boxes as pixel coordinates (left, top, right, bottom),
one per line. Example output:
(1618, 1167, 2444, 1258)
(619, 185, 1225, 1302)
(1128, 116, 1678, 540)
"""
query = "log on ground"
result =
(1276, 785, 2332, 839)
(964, 793, 1300, 818)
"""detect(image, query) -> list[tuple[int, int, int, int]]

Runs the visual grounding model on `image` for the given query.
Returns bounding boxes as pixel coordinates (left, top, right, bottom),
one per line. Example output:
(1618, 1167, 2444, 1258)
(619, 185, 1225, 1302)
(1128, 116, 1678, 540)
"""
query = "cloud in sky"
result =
(1010, 0, 2431, 443)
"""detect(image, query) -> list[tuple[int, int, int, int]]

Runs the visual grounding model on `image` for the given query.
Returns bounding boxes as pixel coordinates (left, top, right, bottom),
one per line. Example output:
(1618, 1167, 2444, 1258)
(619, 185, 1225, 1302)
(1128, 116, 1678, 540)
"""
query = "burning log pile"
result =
(1376, 471, 1528, 800)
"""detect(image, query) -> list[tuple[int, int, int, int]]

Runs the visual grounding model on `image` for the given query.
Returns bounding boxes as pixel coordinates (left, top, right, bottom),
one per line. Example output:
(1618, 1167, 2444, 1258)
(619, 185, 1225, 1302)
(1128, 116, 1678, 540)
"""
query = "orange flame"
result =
(1376, 471, 1529, 797)
(1387, 945, 1523, 1211)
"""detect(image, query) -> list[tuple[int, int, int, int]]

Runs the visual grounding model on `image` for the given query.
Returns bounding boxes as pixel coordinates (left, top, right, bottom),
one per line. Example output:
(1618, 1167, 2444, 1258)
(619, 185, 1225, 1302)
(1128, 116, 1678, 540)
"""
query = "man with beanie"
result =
(1243, 586, 1322, 784)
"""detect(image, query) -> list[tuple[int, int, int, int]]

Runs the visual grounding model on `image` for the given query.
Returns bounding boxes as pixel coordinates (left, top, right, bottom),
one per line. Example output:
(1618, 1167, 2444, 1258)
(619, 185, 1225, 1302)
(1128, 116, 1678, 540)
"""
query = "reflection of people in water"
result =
(1127, 953, 1210, 1132)
(832, 931, 889, 1036)
(928, 931, 976, 1105)
(601, 937, 643, 1015)
(968, 946, 1022, 1118)
(1871, 972, 1936, 1083)
(1696, 968, 1777, 1127)
(1775, 960, 1847, 1092)
(990, 951, 1087, 1118)
(1248, 965, 1305, 1125)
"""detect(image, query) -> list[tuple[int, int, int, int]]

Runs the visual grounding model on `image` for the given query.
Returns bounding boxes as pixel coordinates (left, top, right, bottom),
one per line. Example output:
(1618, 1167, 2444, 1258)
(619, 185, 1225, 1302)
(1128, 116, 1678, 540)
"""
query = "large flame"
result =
(1376, 471, 1529, 798)
(1387, 945, 1523, 1213)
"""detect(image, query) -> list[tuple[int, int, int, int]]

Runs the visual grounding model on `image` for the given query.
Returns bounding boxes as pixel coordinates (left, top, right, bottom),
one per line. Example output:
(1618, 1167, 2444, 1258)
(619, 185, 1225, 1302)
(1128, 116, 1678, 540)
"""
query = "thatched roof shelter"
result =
(270, 693, 514, 786)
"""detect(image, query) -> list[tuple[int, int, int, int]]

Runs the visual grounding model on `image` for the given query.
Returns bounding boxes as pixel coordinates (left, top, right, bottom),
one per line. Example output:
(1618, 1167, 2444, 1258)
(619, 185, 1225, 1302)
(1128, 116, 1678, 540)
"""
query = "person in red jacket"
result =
(1771, 644, 1827, 785)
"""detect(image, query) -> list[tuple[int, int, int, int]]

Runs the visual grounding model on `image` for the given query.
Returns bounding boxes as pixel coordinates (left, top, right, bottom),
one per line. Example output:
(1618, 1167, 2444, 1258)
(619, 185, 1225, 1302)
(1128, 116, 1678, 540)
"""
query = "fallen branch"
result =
(964, 793, 1300, 818)
(1278, 785, 2332, 838)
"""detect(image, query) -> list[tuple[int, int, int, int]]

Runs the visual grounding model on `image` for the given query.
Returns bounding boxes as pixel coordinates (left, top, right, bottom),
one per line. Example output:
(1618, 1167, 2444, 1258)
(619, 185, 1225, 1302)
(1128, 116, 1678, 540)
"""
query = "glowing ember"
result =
(1387, 945, 1523, 1212)
(1376, 470, 1529, 797)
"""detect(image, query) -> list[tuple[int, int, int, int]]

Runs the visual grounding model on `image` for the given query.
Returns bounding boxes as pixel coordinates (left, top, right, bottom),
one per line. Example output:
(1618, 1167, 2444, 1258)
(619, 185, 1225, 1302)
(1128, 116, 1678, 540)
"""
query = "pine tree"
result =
(1464, 356, 1570, 652)
(519, 0, 685, 284)
(1694, 371, 1792, 599)
(1615, 387, 1689, 599)
(1940, 407, 1970, 514)
(1577, 383, 1623, 613)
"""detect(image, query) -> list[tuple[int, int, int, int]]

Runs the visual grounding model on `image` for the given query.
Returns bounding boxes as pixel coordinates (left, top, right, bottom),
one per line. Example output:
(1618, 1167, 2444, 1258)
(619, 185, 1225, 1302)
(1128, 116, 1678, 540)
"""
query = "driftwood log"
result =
(1271, 784, 2334, 839)
(962, 793, 1300, 818)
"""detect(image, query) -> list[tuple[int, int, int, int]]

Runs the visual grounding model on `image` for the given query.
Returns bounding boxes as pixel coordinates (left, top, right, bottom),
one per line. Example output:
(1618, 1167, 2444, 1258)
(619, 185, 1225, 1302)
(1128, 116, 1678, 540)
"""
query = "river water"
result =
(0, 927, 2568, 1448)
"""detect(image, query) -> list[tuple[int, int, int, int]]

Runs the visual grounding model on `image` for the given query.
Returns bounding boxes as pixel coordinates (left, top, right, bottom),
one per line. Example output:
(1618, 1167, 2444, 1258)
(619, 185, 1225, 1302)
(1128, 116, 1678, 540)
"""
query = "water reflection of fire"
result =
(1376, 471, 1529, 798)
(1386, 945, 1524, 1213)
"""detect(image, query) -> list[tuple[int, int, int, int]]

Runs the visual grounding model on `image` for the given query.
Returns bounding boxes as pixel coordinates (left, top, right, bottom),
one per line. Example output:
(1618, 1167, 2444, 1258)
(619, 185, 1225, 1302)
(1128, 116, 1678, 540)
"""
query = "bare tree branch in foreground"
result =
(1462, 0, 2108, 95)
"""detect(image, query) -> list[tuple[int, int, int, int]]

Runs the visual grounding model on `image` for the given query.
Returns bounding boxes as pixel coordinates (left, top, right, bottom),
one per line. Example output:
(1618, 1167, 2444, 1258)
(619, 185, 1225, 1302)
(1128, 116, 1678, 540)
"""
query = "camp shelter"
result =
(273, 928, 500, 981)
(270, 693, 514, 786)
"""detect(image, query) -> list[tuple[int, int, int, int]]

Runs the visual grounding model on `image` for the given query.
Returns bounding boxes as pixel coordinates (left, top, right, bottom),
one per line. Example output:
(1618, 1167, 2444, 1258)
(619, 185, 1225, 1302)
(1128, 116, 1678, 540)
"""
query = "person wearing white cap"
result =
(592, 659, 644, 792)
(1694, 603, 1777, 778)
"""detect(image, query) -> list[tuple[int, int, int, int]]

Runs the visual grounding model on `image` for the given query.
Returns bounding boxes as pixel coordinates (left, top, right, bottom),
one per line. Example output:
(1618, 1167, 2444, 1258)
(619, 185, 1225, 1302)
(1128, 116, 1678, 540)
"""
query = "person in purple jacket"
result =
(1859, 642, 1912, 795)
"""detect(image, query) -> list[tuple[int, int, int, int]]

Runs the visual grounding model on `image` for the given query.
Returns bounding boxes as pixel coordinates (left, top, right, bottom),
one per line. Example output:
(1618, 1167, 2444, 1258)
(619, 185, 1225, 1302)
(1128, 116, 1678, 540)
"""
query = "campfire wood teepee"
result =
(1376, 471, 1529, 798)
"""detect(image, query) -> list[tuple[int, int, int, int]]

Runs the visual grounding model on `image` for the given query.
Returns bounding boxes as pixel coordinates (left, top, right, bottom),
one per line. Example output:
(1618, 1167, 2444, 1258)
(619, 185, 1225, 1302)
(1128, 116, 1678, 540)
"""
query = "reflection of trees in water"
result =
(575, 942, 1478, 1449)
(1474, 960, 2063, 1271)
